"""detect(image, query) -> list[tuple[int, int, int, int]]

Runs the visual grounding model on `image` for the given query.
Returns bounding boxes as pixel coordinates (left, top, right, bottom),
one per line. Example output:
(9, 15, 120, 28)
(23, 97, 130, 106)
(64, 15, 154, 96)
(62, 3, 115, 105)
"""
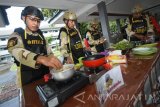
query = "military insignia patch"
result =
(22, 50, 30, 60)
(7, 37, 18, 48)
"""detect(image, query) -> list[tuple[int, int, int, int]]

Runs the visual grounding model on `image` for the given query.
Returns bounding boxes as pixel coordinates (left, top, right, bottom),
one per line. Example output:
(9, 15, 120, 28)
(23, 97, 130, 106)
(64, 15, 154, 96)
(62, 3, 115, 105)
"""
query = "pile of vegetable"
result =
(132, 47, 157, 55)
(132, 43, 158, 55)
(112, 39, 133, 50)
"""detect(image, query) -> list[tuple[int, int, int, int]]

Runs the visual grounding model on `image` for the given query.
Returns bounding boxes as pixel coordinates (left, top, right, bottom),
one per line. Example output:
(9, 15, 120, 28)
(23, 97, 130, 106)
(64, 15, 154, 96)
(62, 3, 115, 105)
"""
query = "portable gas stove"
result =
(36, 72, 89, 107)
(79, 66, 107, 83)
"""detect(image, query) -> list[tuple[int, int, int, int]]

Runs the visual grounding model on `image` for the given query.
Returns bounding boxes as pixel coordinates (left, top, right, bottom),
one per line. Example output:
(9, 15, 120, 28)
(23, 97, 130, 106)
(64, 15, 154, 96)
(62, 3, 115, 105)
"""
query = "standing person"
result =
(59, 11, 86, 64)
(85, 19, 106, 53)
(125, 5, 154, 42)
(7, 6, 62, 86)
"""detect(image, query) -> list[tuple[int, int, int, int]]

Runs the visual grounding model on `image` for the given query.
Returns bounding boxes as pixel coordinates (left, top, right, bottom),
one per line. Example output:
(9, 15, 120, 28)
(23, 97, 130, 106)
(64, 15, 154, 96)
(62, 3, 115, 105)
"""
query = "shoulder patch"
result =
(7, 37, 18, 48)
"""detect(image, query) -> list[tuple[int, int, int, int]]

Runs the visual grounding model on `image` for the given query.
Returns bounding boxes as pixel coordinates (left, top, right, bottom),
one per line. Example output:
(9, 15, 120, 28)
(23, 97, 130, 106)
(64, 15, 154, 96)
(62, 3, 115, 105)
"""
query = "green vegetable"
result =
(112, 39, 133, 50)
(138, 43, 158, 47)
(132, 47, 157, 55)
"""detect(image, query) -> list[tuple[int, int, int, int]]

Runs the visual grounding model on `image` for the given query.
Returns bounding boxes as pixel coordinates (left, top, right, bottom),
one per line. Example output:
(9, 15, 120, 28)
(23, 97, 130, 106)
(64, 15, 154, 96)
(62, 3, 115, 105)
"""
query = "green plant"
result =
(41, 8, 60, 18)
(79, 22, 89, 38)
(45, 36, 53, 44)
(109, 20, 117, 33)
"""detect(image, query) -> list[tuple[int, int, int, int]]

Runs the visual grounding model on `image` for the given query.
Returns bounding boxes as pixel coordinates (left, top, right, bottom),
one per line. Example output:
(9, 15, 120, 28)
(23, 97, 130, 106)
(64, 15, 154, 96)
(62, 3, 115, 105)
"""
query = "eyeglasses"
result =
(27, 15, 41, 23)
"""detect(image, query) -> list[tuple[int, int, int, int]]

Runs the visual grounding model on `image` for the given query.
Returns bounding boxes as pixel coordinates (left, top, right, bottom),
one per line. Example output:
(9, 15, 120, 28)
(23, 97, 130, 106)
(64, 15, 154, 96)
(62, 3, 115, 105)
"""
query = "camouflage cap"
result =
(63, 11, 77, 20)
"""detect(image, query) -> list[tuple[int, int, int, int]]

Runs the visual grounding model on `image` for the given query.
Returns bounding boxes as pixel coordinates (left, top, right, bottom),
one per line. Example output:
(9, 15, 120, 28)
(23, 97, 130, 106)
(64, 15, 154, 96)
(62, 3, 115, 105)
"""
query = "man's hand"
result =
(36, 55, 63, 70)
(99, 37, 107, 43)
(129, 31, 135, 36)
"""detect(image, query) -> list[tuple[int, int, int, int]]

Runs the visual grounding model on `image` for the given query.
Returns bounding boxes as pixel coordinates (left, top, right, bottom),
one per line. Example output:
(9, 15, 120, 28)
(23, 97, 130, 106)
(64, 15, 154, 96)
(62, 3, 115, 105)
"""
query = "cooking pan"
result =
(82, 54, 105, 68)
(50, 64, 75, 81)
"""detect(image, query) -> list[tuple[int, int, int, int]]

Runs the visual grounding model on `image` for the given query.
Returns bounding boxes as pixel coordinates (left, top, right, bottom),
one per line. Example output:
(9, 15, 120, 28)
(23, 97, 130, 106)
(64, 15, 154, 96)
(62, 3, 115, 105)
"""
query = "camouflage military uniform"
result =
(7, 28, 53, 85)
(86, 19, 106, 53)
(59, 26, 85, 64)
(7, 6, 62, 86)
(125, 16, 153, 41)
(86, 30, 105, 53)
(59, 11, 85, 64)
(125, 5, 154, 41)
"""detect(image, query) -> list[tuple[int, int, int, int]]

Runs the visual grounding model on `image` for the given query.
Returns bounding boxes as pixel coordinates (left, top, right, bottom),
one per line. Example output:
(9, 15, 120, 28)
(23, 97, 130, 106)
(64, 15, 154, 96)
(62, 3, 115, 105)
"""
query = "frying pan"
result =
(82, 54, 105, 68)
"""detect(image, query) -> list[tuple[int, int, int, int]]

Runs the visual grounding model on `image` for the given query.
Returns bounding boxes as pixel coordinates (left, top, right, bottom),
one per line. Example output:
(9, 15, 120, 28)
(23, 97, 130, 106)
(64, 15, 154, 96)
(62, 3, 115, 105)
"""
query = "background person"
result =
(7, 6, 62, 86)
(85, 19, 106, 53)
(125, 5, 154, 43)
(59, 11, 86, 64)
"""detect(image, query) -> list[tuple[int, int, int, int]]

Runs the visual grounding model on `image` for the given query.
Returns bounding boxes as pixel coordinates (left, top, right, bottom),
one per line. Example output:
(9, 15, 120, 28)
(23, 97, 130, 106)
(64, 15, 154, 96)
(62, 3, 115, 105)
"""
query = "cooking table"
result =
(23, 43, 160, 107)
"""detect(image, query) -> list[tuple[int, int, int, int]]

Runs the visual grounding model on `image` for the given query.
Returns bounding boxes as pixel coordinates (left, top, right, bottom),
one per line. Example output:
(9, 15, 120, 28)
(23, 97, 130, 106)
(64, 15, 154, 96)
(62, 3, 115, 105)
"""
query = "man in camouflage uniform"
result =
(125, 5, 154, 42)
(7, 6, 62, 86)
(86, 19, 106, 53)
(85, 19, 106, 53)
(59, 11, 85, 64)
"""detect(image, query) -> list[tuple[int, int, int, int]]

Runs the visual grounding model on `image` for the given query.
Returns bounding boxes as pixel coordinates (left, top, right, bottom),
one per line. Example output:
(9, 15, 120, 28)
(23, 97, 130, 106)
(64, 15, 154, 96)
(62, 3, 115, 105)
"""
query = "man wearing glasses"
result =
(7, 6, 62, 86)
